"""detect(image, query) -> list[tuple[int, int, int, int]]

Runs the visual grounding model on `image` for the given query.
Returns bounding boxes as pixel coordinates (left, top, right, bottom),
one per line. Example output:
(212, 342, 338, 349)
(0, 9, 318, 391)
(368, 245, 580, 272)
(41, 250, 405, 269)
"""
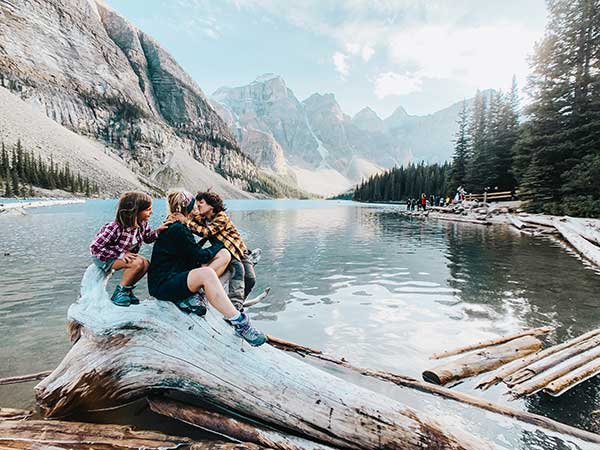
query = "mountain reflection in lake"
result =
(0, 199, 598, 449)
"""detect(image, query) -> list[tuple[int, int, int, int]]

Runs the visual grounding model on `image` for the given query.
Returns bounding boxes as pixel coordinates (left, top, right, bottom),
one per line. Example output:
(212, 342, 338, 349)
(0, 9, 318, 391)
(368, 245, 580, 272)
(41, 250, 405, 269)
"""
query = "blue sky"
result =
(105, 0, 548, 117)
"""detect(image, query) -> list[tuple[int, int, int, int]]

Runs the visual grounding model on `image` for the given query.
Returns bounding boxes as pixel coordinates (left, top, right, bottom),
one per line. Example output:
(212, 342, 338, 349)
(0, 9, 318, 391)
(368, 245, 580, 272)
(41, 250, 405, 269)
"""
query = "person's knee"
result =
(133, 256, 146, 271)
(217, 249, 232, 264)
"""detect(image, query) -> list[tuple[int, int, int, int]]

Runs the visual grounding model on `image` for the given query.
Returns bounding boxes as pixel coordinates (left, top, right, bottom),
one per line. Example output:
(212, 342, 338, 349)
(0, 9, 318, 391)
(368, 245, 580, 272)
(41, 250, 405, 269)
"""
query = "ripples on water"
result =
(1, 199, 599, 449)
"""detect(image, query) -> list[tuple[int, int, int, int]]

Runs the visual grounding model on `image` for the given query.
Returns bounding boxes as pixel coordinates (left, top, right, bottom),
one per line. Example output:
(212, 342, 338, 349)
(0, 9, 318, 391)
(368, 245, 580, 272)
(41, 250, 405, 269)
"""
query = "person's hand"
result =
(122, 252, 137, 264)
(155, 223, 168, 233)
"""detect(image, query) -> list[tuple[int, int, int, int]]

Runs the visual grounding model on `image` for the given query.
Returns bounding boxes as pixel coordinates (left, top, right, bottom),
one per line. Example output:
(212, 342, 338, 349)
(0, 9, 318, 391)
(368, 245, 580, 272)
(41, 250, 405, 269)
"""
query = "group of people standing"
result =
(406, 192, 456, 211)
(89, 189, 266, 347)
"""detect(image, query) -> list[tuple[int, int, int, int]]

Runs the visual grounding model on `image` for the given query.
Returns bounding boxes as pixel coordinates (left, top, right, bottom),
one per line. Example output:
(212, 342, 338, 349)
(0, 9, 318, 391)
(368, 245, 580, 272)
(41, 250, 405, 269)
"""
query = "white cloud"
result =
(373, 72, 422, 98)
(361, 45, 374, 62)
(386, 24, 539, 89)
(333, 52, 350, 78)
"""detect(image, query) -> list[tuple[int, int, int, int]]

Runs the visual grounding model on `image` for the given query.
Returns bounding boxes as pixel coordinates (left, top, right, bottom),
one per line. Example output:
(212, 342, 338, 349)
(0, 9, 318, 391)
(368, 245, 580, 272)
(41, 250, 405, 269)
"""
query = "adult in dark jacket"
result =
(148, 190, 266, 346)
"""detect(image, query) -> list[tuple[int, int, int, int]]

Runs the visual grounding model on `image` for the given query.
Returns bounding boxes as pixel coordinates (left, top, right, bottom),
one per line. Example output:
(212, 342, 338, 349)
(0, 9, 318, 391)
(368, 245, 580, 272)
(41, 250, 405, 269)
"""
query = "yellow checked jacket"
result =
(185, 211, 247, 261)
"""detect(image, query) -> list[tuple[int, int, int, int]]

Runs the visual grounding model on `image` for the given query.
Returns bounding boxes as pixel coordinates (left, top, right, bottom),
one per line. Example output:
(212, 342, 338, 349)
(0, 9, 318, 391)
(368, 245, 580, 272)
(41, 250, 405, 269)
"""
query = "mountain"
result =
(213, 78, 394, 196)
(0, 0, 296, 197)
(212, 75, 473, 196)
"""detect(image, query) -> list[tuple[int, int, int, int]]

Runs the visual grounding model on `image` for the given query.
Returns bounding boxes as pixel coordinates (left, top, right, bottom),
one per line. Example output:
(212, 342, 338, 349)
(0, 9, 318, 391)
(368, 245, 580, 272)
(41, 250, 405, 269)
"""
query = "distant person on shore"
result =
(171, 190, 257, 311)
(90, 192, 167, 307)
(406, 198, 411, 211)
(148, 190, 266, 346)
(421, 193, 427, 211)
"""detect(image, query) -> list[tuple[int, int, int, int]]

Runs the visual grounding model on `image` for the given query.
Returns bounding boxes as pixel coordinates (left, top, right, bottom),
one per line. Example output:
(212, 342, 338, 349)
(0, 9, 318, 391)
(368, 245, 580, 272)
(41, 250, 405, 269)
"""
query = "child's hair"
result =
(167, 189, 195, 214)
(115, 192, 152, 228)
(196, 190, 226, 214)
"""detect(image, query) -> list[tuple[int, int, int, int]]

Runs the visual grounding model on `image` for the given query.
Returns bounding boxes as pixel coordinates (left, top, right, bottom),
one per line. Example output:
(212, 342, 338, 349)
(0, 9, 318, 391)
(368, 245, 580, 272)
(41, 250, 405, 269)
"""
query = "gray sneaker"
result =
(228, 311, 267, 347)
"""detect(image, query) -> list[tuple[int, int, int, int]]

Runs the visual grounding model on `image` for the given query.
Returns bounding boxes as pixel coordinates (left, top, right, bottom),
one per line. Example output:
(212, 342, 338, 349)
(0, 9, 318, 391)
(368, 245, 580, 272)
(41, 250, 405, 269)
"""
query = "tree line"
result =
(0, 139, 99, 198)
(354, 0, 600, 218)
(353, 162, 450, 202)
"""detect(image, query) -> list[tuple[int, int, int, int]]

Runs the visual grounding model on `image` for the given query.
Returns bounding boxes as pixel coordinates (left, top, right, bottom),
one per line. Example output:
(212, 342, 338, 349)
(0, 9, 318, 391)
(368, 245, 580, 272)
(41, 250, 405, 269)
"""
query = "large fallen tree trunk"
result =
(423, 336, 542, 385)
(34, 266, 496, 450)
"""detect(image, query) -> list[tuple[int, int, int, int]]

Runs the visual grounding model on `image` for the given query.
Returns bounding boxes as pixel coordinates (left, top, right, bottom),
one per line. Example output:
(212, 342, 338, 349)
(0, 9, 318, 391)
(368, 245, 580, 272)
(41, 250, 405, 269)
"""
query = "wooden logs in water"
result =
(476, 328, 600, 390)
(554, 222, 600, 267)
(423, 336, 543, 385)
(34, 265, 496, 450)
(509, 345, 600, 398)
(506, 334, 600, 386)
(267, 335, 600, 445)
(430, 327, 553, 360)
(545, 359, 600, 396)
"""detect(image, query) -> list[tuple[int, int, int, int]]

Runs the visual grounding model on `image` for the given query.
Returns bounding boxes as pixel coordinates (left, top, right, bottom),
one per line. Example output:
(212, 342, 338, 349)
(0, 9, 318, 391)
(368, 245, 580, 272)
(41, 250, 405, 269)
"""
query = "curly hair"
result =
(115, 191, 152, 229)
(196, 190, 226, 214)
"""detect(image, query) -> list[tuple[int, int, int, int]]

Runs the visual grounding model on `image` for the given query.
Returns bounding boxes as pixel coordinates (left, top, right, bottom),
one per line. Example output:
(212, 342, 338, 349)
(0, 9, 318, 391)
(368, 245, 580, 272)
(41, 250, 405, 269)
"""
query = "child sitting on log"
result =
(172, 190, 256, 311)
(90, 191, 167, 306)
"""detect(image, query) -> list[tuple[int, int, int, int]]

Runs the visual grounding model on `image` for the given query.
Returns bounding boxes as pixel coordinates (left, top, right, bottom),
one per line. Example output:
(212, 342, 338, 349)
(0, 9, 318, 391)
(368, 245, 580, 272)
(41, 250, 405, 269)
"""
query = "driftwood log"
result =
(0, 408, 33, 421)
(429, 326, 552, 360)
(0, 419, 262, 450)
(545, 359, 600, 396)
(34, 265, 496, 450)
(477, 328, 600, 390)
(0, 370, 53, 386)
(148, 397, 334, 450)
(506, 334, 600, 386)
(509, 345, 600, 398)
(423, 336, 543, 385)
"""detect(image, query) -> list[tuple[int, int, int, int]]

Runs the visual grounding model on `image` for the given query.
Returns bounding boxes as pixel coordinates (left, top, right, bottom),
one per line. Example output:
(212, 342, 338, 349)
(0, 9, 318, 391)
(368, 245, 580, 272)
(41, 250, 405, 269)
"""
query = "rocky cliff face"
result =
(0, 0, 266, 195)
(213, 73, 478, 195)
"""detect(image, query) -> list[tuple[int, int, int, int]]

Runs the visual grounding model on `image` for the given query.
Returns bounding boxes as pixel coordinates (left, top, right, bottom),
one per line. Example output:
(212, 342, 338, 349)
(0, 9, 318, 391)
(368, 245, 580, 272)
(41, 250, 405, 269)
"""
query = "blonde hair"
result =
(167, 189, 194, 214)
(115, 191, 152, 228)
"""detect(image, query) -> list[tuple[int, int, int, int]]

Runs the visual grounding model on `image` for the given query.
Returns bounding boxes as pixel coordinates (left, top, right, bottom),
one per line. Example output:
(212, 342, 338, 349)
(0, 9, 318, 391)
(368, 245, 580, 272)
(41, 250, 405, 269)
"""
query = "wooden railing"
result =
(465, 190, 517, 202)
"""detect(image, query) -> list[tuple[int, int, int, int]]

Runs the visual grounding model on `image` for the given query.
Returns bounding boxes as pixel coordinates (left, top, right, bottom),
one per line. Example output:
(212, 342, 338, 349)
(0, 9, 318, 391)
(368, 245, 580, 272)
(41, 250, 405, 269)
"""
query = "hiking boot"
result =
(122, 285, 140, 305)
(186, 292, 207, 317)
(111, 285, 131, 307)
(175, 293, 207, 316)
(228, 311, 267, 347)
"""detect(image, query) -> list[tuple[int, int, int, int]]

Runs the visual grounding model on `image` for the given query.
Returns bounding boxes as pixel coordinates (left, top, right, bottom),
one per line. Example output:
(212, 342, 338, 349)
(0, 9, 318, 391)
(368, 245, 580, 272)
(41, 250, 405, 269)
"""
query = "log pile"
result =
(477, 328, 600, 397)
(425, 326, 600, 399)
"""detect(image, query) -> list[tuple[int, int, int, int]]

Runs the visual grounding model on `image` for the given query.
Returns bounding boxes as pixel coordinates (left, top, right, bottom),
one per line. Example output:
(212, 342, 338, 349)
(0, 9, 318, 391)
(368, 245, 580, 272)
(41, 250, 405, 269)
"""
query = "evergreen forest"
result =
(354, 0, 600, 218)
(0, 139, 99, 198)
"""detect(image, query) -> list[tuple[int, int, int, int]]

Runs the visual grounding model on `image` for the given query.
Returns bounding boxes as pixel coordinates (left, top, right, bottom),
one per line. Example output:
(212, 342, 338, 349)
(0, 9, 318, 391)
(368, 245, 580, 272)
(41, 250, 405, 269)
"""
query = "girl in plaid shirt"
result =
(90, 192, 166, 306)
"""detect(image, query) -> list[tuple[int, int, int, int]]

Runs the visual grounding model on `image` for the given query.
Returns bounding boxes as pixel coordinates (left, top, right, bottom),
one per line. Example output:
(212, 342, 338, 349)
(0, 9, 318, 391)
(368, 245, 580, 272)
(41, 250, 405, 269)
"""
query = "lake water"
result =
(1, 199, 599, 449)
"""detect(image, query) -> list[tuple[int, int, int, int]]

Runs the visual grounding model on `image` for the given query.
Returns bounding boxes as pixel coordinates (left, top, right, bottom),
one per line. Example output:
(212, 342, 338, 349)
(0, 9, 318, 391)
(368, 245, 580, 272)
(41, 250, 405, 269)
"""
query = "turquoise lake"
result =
(0, 199, 599, 449)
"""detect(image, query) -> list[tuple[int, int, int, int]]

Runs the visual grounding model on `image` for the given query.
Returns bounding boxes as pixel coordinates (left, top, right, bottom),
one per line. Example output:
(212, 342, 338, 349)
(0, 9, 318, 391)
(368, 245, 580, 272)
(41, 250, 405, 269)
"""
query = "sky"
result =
(105, 0, 548, 118)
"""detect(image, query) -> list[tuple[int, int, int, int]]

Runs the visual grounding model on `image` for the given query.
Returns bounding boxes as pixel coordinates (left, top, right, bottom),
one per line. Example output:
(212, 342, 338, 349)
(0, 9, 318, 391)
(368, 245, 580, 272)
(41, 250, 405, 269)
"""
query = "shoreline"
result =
(0, 198, 86, 215)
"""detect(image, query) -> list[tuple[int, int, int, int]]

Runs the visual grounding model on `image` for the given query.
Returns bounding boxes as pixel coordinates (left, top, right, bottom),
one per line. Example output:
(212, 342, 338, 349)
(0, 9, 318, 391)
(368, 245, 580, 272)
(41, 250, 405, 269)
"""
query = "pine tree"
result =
(515, 0, 600, 215)
(450, 101, 469, 191)
(465, 90, 489, 192)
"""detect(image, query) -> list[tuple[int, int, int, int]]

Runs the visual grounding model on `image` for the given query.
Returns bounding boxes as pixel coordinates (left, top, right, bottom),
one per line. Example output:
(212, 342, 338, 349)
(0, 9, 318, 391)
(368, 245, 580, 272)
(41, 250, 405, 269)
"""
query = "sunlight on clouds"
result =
(333, 52, 350, 78)
(387, 24, 537, 89)
(373, 72, 422, 98)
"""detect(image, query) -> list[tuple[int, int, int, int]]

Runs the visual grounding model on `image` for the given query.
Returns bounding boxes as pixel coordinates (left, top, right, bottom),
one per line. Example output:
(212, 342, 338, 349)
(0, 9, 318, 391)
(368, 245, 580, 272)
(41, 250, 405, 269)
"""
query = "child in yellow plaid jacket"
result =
(182, 191, 256, 310)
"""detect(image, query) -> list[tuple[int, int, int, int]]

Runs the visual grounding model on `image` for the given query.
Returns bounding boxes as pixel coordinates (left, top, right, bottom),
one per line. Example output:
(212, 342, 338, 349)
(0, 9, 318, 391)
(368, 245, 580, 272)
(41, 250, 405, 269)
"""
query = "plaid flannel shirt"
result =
(186, 211, 247, 261)
(90, 221, 158, 261)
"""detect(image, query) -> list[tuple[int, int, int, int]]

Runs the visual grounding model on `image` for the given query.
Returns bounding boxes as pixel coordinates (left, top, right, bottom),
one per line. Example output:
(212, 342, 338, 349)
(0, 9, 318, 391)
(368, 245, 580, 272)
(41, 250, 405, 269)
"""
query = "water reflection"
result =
(0, 200, 598, 449)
